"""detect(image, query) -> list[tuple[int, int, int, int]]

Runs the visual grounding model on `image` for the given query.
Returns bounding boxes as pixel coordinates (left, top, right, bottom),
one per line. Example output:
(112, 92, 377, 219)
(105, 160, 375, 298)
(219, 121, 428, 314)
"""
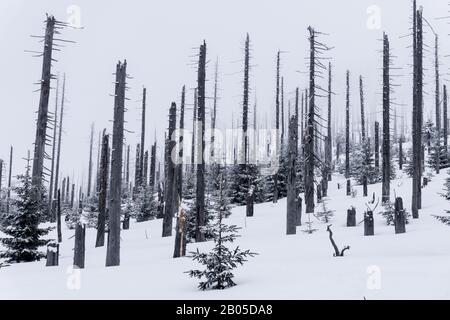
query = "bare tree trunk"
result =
(359, 76, 368, 196)
(394, 197, 406, 234)
(57, 189, 62, 242)
(73, 221, 86, 269)
(70, 183, 75, 209)
(162, 103, 177, 237)
(96, 131, 109, 248)
(32, 16, 56, 202)
(444, 85, 448, 154)
(345, 71, 350, 196)
(106, 60, 127, 267)
(382, 33, 391, 203)
(87, 123, 94, 197)
(48, 76, 59, 210)
(211, 61, 218, 161)
(374, 121, 380, 168)
(412, 3, 423, 218)
(134, 144, 141, 194)
(6, 146, 12, 213)
(150, 141, 156, 190)
(54, 74, 66, 205)
(126, 145, 130, 190)
(399, 137, 403, 170)
(140, 88, 147, 186)
(195, 42, 207, 243)
(287, 116, 297, 235)
(434, 35, 440, 174)
(305, 27, 316, 214)
(143, 151, 149, 187)
(273, 51, 281, 204)
(326, 63, 332, 182)
(242, 34, 250, 165)
(191, 89, 197, 173)
(178, 86, 185, 201)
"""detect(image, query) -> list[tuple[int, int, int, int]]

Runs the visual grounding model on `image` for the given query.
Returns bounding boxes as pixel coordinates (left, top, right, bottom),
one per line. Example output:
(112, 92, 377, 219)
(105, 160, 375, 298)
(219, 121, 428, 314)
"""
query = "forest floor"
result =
(1, 170, 450, 299)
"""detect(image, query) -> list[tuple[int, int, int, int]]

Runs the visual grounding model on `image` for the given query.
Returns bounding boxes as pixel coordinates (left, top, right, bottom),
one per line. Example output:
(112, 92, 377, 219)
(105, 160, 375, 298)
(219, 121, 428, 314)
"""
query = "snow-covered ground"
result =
(1, 171, 450, 300)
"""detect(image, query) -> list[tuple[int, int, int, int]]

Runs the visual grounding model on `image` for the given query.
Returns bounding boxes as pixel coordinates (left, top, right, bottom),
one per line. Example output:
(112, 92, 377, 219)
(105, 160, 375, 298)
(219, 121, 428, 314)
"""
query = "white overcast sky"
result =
(0, 0, 448, 185)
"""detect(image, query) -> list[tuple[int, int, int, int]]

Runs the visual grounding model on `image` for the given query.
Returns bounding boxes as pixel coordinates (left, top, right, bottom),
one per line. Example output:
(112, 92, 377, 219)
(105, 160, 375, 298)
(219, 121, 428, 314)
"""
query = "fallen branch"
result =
(326, 225, 350, 257)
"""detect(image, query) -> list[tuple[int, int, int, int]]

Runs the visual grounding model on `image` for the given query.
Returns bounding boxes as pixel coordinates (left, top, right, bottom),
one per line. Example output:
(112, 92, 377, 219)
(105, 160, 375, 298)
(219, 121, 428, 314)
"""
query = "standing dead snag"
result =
(106, 60, 127, 267)
(359, 76, 368, 196)
(96, 131, 109, 248)
(412, 2, 423, 219)
(31, 16, 56, 202)
(56, 190, 62, 242)
(345, 70, 351, 196)
(286, 116, 297, 235)
(326, 225, 350, 257)
(87, 123, 94, 197)
(434, 35, 440, 174)
(45, 242, 59, 267)
(374, 121, 380, 168)
(48, 76, 59, 211)
(444, 85, 448, 155)
(364, 211, 374, 236)
(381, 33, 391, 204)
(273, 51, 281, 204)
(177, 86, 186, 202)
(173, 202, 187, 258)
(195, 41, 207, 243)
(140, 87, 147, 186)
(162, 103, 177, 237)
(6, 146, 13, 213)
(53, 74, 66, 214)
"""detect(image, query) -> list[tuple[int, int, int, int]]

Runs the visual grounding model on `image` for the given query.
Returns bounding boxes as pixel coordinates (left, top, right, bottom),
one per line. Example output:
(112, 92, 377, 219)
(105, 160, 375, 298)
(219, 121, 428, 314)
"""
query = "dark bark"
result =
(32, 16, 55, 201)
(45, 243, 59, 267)
(57, 189, 62, 243)
(346, 207, 356, 227)
(73, 222, 86, 269)
(444, 85, 448, 153)
(305, 28, 315, 214)
(149, 141, 156, 190)
(364, 211, 374, 236)
(345, 70, 350, 196)
(273, 51, 281, 204)
(195, 42, 207, 242)
(54, 75, 66, 205)
(382, 33, 390, 203)
(6, 146, 12, 213)
(287, 116, 297, 235)
(96, 131, 109, 248)
(374, 121, 380, 168)
(87, 123, 94, 197)
(48, 77, 59, 209)
(106, 60, 127, 267)
(162, 103, 177, 237)
(394, 197, 406, 234)
(140, 87, 147, 186)
(326, 225, 350, 257)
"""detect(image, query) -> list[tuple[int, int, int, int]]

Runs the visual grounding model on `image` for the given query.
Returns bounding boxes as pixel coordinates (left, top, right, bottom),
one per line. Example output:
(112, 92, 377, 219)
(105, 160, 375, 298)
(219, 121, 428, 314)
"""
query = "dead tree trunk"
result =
(326, 62, 332, 182)
(191, 89, 197, 173)
(57, 189, 62, 242)
(394, 197, 406, 234)
(273, 51, 281, 204)
(242, 33, 250, 165)
(87, 123, 94, 197)
(177, 86, 185, 201)
(360, 76, 368, 196)
(347, 207, 356, 227)
(173, 205, 187, 258)
(96, 131, 109, 248)
(106, 60, 127, 267)
(195, 41, 207, 243)
(53, 74, 66, 207)
(399, 137, 403, 170)
(73, 222, 86, 269)
(364, 211, 374, 236)
(287, 116, 297, 235)
(162, 103, 177, 237)
(382, 33, 391, 204)
(211, 61, 218, 161)
(305, 27, 316, 214)
(134, 144, 141, 194)
(48, 76, 59, 210)
(140, 87, 147, 186)
(70, 183, 75, 209)
(345, 70, 351, 196)
(143, 151, 148, 187)
(412, 3, 423, 219)
(374, 121, 380, 168)
(32, 16, 56, 202)
(444, 85, 448, 155)
(434, 35, 440, 174)
(126, 145, 130, 190)
(6, 146, 12, 213)
(150, 141, 156, 190)
(45, 242, 59, 266)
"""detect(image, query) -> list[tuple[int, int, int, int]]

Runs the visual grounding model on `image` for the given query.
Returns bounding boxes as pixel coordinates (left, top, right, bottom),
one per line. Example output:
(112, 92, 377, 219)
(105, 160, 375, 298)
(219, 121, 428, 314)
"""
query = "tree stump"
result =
(246, 191, 254, 217)
(45, 242, 59, 266)
(364, 211, 374, 236)
(123, 214, 130, 230)
(346, 179, 351, 196)
(394, 197, 406, 234)
(73, 223, 86, 269)
(346, 207, 356, 227)
(423, 177, 428, 187)
(296, 196, 302, 226)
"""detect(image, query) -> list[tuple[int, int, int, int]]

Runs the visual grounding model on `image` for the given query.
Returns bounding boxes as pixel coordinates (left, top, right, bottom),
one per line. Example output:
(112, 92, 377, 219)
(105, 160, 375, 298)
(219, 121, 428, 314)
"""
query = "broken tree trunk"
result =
(162, 103, 177, 237)
(73, 222, 86, 269)
(173, 205, 187, 258)
(32, 16, 56, 202)
(96, 131, 109, 248)
(364, 211, 374, 236)
(106, 60, 127, 267)
(394, 197, 406, 234)
(347, 207, 356, 227)
(286, 116, 297, 235)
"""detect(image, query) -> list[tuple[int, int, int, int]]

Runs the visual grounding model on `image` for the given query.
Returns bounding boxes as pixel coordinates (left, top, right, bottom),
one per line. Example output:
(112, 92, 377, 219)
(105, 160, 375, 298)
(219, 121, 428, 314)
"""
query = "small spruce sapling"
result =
(186, 175, 257, 290)
(315, 199, 334, 223)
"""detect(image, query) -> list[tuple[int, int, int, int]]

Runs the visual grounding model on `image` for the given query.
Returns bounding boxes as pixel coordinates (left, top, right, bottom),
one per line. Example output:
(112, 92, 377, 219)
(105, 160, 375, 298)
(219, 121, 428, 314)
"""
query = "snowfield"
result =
(1, 171, 450, 300)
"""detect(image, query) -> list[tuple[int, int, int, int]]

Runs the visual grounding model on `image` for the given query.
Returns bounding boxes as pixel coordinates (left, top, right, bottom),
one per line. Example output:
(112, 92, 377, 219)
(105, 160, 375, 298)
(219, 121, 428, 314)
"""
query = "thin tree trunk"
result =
(382, 33, 391, 203)
(57, 189, 62, 243)
(140, 88, 147, 186)
(96, 131, 109, 248)
(375, 121, 380, 168)
(287, 116, 297, 235)
(273, 51, 280, 204)
(195, 42, 207, 242)
(48, 76, 59, 210)
(434, 35, 440, 174)
(6, 146, 13, 213)
(345, 71, 350, 196)
(54, 74, 66, 203)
